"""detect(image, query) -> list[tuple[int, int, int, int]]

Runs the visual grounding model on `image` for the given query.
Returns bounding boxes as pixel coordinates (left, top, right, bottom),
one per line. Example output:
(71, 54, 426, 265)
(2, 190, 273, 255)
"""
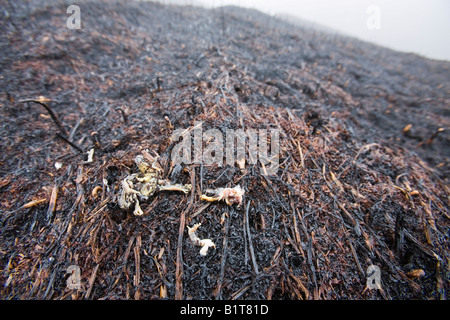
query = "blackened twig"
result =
(426, 127, 444, 145)
(91, 131, 102, 149)
(115, 107, 128, 124)
(20, 98, 68, 137)
(156, 76, 162, 92)
(215, 207, 231, 300)
(175, 168, 196, 300)
(56, 133, 83, 153)
(245, 201, 259, 275)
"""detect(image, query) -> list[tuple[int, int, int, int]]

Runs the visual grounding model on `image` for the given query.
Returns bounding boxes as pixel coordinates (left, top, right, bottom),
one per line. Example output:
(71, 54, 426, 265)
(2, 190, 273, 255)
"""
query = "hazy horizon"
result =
(153, 0, 450, 62)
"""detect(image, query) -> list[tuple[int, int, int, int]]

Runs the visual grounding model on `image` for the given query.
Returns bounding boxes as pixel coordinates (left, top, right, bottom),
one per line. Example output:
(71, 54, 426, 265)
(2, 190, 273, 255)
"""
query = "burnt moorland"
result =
(0, 0, 449, 300)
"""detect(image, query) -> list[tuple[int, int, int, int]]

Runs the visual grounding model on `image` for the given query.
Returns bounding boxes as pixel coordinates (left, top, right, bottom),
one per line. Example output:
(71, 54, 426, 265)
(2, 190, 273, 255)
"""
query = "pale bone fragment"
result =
(187, 223, 215, 256)
(137, 150, 163, 173)
(134, 199, 144, 216)
(118, 179, 139, 210)
(117, 152, 192, 215)
(86, 148, 94, 163)
(200, 185, 245, 206)
(158, 183, 192, 194)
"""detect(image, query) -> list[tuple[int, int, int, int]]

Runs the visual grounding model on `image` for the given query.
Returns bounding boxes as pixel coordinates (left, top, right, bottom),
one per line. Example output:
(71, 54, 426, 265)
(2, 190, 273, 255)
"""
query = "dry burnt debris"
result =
(0, 0, 449, 300)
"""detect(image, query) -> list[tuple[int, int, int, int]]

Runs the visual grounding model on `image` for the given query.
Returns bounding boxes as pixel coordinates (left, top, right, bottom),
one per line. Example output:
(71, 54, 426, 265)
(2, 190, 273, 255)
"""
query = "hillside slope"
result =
(0, 0, 448, 300)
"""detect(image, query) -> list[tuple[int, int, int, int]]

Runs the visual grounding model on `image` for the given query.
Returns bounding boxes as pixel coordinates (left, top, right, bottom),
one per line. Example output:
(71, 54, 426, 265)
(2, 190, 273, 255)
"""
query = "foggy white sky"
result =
(161, 0, 450, 61)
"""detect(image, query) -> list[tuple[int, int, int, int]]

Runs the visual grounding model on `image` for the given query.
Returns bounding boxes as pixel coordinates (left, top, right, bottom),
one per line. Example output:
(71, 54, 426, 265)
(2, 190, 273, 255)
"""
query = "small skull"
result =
(117, 151, 192, 215)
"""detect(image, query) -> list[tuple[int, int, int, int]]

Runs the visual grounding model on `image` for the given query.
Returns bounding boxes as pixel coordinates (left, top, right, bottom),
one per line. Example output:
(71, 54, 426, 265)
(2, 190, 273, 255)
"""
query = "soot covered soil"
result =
(0, 0, 449, 300)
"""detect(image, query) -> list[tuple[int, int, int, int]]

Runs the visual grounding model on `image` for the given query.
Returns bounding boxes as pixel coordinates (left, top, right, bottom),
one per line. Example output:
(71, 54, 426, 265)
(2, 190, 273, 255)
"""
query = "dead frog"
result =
(118, 151, 192, 215)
